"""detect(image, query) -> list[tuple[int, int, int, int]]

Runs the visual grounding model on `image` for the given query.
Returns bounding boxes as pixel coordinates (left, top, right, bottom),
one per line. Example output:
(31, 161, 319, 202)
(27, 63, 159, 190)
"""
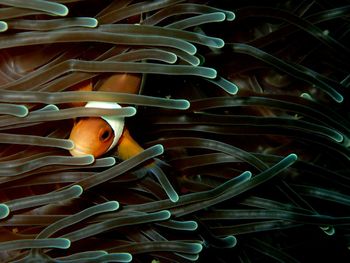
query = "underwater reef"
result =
(0, 0, 350, 262)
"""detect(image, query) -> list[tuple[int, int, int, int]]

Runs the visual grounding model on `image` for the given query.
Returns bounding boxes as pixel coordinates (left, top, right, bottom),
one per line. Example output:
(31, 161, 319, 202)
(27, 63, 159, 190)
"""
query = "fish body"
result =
(69, 73, 143, 158)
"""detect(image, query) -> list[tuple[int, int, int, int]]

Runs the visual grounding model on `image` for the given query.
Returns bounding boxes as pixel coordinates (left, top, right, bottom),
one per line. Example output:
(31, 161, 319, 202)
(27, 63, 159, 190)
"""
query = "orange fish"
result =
(68, 73, 144, 159)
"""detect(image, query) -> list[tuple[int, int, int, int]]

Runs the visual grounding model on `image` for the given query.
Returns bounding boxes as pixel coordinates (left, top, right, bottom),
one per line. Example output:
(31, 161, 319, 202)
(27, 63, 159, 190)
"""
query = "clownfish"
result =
(68, 73, 144, 159)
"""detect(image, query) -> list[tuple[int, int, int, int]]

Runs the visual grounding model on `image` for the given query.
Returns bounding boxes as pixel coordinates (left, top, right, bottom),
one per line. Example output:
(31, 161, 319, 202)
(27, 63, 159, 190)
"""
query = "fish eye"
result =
(99, 129, 112, 142)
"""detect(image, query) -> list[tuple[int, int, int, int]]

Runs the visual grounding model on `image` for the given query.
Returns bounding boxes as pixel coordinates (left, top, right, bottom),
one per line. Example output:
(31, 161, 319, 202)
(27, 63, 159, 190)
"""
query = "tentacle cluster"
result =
(0, 1, 349, 262)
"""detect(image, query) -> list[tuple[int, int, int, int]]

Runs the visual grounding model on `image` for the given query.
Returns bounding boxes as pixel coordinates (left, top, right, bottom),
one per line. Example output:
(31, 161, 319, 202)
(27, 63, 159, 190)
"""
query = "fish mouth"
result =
(69, 144, 92, 157)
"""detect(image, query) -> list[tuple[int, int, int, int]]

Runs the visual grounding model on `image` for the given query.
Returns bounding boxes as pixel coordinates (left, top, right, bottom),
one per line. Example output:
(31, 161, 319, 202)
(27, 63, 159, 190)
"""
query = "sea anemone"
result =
(0, 0, 349, 262)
